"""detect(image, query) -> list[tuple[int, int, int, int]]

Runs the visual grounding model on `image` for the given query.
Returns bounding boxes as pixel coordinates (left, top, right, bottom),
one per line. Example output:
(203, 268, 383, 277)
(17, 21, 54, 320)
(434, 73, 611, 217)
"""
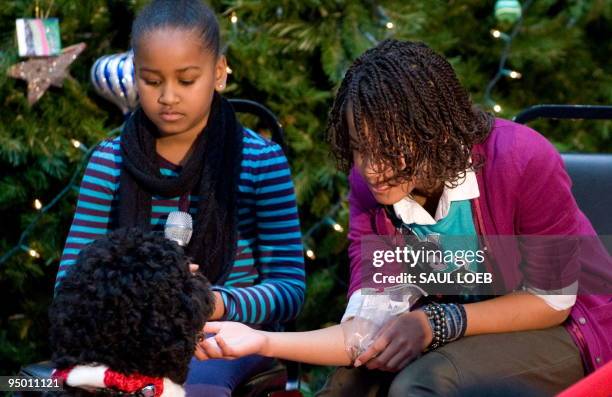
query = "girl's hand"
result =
(354, 310, 433, 372)
(194, 321, 268, 360)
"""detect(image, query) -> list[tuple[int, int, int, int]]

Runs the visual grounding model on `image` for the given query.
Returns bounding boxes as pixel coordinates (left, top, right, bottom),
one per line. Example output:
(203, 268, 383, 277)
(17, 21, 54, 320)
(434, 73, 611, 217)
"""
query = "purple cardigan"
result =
(347, 118, 612, 372)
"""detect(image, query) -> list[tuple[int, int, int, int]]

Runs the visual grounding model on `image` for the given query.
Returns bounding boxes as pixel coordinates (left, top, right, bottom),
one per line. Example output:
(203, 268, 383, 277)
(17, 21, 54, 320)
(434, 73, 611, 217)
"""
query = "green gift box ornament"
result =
(16, 18, 62, 57)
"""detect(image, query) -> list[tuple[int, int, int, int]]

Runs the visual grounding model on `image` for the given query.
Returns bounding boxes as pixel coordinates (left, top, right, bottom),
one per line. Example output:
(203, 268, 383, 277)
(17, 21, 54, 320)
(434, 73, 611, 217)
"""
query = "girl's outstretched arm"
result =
(196, 321, 352, 366)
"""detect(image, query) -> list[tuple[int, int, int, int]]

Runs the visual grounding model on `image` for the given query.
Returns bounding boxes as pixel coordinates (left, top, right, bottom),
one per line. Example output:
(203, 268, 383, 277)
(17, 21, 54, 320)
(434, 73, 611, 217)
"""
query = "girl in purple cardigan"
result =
(195, 40, 612, 396)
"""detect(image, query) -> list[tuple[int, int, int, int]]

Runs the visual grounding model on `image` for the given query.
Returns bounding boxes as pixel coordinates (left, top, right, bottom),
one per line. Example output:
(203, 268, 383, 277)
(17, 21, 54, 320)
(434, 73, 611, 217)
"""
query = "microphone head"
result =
(164, 211, 193, 246)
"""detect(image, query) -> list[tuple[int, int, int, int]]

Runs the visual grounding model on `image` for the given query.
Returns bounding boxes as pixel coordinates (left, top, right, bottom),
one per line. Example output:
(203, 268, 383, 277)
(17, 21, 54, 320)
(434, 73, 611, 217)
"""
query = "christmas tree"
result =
(0, 0, 610, 391)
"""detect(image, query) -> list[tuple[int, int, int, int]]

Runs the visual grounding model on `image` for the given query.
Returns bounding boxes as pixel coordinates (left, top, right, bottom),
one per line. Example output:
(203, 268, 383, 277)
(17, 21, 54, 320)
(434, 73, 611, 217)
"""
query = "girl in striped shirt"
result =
(55, 0, 305, 395)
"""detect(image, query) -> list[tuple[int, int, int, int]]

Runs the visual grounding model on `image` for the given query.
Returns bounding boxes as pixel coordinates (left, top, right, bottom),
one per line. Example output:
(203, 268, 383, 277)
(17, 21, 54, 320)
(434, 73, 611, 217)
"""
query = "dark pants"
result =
(317, 326, 584, 397)
(185, 354, 275, 396)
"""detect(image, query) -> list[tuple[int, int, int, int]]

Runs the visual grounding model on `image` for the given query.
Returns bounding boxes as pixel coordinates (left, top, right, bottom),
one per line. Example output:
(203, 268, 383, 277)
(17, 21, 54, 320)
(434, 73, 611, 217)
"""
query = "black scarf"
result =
(117, 93, 243, 284)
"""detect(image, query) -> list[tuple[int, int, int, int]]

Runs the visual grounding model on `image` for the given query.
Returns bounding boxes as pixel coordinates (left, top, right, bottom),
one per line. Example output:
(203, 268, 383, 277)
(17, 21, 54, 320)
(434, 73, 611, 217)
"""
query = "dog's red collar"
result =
(104, 370, 163, 396)
(53, 366, 164, 397)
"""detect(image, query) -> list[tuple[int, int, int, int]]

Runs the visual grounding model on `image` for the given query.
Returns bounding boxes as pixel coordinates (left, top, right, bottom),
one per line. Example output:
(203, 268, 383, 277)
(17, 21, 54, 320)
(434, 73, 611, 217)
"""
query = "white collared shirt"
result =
(392, 170, 480, 225)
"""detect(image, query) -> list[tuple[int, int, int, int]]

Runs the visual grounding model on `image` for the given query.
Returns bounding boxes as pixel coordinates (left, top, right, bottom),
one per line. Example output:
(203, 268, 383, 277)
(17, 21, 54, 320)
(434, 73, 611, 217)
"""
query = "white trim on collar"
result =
(162, 378, 185, 397)
(393, 170, 480, 225)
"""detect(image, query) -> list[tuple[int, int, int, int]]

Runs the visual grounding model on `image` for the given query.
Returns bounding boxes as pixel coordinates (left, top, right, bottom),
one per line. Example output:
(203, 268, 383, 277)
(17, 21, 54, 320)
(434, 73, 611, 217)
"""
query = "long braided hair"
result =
(327, 39, 493, 190)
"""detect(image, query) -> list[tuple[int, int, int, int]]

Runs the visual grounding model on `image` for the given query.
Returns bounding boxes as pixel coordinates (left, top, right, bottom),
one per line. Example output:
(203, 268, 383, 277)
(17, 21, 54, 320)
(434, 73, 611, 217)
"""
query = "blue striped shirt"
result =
(56, 128, 305, 325)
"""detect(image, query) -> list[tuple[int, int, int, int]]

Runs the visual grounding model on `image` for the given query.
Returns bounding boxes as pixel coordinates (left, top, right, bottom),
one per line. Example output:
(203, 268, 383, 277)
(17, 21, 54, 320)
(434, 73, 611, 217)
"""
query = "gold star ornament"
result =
(7, 42, 86, 105)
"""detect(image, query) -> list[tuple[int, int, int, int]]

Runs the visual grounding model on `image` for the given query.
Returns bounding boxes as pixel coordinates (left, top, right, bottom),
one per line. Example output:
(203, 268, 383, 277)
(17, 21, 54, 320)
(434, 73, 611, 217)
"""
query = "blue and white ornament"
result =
(91, 50, 138, 115)
(494, 0, 522, 25)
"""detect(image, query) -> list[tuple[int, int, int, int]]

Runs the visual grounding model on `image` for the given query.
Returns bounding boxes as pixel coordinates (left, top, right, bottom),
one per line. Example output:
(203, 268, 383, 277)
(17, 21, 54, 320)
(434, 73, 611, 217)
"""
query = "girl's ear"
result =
(215, 55, 228, 92)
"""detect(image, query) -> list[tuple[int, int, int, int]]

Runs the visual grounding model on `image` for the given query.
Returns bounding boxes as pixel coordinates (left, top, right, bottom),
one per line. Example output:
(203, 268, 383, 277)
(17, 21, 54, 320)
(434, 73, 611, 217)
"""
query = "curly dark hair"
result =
(327, 39, 493, 190)
(48, 228, 214, 388)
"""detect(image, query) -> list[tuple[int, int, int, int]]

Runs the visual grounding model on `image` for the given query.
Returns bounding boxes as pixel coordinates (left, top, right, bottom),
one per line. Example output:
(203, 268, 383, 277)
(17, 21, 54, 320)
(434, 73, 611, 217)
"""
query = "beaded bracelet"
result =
(422, 302, 467, 350)
(422, 302, 447, 350)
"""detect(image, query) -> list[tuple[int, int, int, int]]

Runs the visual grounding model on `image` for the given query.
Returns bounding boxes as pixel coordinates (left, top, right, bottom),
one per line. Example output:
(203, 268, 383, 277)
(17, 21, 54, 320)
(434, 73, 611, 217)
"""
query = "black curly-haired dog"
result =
(47, 228, 215, 396)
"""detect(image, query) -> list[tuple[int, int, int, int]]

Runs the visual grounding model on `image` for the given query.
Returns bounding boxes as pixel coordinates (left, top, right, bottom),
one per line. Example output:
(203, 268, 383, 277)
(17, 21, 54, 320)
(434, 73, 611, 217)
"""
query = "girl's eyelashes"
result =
(140, 78, 196, 86)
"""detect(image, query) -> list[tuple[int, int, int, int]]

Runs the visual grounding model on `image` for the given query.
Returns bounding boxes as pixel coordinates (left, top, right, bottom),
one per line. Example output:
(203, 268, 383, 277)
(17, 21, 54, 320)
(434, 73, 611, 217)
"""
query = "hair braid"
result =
(327, 39, 493, 190)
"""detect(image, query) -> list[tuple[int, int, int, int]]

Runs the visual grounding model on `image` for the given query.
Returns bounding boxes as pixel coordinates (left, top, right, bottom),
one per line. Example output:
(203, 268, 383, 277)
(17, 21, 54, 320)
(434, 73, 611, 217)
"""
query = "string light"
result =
(230, 12, 238, 24)
(490, 29, 510, 41)
(484, 0, 533, 113)
(0, 127, 122, 267)
(375, 5, 393, 29)
(70, 139, 89, 153)
(324, 217, 344, 232)
(503, 69, 522, 79)
(33, 199, 42, 210)
(21, 245, 41, 258)
(301, 199, 346, 260)
(501, 68, 522, 79)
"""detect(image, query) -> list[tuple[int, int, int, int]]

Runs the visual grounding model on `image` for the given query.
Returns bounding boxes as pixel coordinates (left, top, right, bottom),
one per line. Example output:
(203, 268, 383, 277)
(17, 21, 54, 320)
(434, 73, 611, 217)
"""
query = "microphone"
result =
(164, 211, 193, 247)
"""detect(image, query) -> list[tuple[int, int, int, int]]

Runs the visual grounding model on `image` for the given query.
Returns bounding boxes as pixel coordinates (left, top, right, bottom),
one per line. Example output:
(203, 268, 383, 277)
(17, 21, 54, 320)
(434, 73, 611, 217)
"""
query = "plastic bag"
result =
(341, 284, 426, 362)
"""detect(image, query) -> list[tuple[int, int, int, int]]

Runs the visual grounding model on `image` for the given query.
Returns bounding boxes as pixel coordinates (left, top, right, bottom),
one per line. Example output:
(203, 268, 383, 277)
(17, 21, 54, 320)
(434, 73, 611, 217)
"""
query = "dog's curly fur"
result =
(48, 228, 214, 392)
